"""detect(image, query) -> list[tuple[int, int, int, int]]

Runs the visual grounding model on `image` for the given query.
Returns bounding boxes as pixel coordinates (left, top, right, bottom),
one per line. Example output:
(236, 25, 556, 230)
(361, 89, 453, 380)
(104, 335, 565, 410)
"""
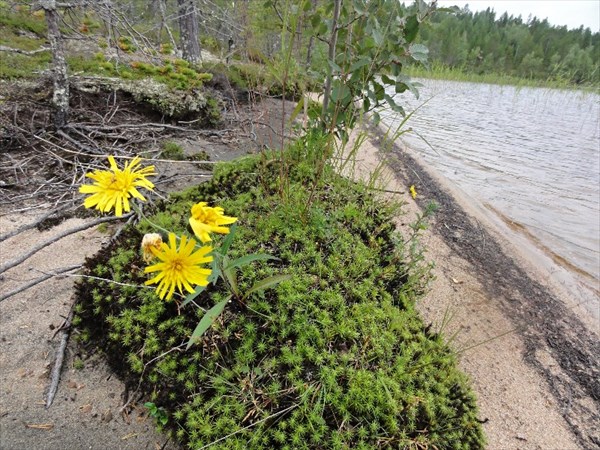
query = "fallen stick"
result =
(0, 264, 81, 303)
(0, 213, 132, 275)
(0, 205, 71, 243)
(46, 301, 75, 409)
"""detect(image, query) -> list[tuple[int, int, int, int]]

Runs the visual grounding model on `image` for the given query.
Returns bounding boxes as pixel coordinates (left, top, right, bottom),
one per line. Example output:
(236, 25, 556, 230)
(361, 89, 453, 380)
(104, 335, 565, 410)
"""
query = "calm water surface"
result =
(381, 80, 600, 310)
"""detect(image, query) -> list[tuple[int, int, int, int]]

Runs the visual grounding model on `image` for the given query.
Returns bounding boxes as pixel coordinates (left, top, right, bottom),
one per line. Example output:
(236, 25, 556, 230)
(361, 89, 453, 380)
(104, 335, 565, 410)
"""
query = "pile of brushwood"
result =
(75, 130, 485, 449)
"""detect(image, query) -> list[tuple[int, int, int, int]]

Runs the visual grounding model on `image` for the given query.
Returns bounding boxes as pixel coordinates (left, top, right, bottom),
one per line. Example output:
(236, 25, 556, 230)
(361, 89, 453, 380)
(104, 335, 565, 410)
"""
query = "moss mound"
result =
(75, 135, 485, 449)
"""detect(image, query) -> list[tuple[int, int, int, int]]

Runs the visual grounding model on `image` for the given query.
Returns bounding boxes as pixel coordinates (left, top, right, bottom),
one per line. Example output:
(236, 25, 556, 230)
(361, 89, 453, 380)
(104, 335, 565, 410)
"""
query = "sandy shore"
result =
(347, 124, 599, 449)
(1, 103, 598, 448)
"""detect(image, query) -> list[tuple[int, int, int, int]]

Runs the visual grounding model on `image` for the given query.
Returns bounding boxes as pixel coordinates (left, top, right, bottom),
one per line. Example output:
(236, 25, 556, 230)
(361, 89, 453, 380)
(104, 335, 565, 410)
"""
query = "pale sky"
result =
(436, 1, 600, 31)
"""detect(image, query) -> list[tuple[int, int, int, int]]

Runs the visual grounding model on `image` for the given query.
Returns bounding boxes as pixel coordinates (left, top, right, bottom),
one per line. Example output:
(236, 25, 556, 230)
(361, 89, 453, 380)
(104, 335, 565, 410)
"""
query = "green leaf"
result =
(352, 0, 367, 15)
(181, 284, 208, 307)
(186, 297, 230, 350)
(409, 43, 429, 63)
(381, 74, 394, 86)
(144, 402, 157, 413)
(372, 110, 381, 124)
(404, 15, 419, 43)
(362, 96, 371, 112)
(223, 266, 239, 297)
(328, 59, 342, 74)
(289, 96, 305, 124)
(372, 80, 385, 101)
(219, 223, 237, 256)
(396, 77, 420, 99)
(226, 253, 279, 270)
(384, 93, 405, 115)
(243, 274, 292, 300)
(311, 13, 322, 30)
(372, 28, 384, 46)
(331, 83, 351, 103)
(409, 43, 428, 54)
(208, 257, 221, 283)
(349, 58, 370, 73)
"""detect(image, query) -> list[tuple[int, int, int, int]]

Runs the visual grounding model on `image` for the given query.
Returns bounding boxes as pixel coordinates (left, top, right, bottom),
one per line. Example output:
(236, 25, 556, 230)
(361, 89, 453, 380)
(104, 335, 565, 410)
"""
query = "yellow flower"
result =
(410, 185, 417, 199)
(79, 156, 156, 217)
(141, 233, 163, 263)
(189, 202, 237, 243)
(144, 233, 213, 301)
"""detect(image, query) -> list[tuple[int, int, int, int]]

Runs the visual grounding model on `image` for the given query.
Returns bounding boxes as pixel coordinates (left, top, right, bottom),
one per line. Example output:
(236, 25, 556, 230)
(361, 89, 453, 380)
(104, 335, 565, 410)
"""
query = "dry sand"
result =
(1, 106, 599, 449)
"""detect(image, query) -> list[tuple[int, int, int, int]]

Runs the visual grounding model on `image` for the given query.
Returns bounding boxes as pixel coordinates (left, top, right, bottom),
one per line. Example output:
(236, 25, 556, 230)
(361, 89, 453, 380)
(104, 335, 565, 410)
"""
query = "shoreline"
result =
(362, 125, 600, 448)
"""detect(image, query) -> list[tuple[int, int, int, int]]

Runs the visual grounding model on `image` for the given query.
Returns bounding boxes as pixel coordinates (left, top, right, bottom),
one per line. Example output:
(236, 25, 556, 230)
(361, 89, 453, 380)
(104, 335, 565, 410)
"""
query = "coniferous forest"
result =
(413, 4, 599, 85)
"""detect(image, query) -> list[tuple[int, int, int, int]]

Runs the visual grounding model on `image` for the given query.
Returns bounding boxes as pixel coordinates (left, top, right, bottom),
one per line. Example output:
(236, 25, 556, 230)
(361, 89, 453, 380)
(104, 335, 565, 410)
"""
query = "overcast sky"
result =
(436, 1, 600, 31)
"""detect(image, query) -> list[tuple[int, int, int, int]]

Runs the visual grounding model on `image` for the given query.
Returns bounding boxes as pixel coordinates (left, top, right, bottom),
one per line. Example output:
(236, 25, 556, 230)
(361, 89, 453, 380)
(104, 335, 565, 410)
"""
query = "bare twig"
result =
(0, 214, 132, 275)
(0, 264, 81, 303)
(45, 300, 76, 409)
(0, 45, 50, 55)
(0, 205, 71, 243)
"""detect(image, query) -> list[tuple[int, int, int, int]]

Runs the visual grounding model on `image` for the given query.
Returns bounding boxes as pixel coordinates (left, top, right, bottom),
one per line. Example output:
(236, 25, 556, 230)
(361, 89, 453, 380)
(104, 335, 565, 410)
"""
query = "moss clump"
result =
(161, 141, 185, 160)
(76, 132, 485, 449)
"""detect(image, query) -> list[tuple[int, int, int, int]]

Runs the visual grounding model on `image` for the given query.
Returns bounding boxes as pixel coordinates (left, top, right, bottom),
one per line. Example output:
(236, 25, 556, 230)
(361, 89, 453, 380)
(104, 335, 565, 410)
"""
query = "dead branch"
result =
(0, 204, 72, 243)
(56, 128, 98, 153)
(0, 45, 50, 55)
(0, 264, 81, 303)
(0, 213, 132, 275)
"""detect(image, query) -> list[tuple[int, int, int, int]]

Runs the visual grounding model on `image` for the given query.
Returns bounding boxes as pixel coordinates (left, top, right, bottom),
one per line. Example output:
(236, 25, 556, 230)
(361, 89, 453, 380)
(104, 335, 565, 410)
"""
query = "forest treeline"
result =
(414, 5, 599, 85)
(3, 1, 597, 88)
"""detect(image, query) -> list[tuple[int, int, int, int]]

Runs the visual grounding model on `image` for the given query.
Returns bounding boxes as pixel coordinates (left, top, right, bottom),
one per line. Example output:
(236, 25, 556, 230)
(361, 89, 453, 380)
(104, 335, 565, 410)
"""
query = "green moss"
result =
(0, 8, 49, 79)
(0, 8, 47, 37)
(161, 141, 185, 160)
(75, 133, 484, 449)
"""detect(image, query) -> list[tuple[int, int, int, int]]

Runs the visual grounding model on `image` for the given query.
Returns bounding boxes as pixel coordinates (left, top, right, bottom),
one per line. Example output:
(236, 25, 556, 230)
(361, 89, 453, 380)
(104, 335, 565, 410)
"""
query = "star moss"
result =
(76, 133, 485, 449)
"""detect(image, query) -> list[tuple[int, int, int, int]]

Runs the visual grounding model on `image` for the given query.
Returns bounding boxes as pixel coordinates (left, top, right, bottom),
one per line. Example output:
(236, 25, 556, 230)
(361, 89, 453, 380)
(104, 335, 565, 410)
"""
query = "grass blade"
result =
(219, 223, 237, 256)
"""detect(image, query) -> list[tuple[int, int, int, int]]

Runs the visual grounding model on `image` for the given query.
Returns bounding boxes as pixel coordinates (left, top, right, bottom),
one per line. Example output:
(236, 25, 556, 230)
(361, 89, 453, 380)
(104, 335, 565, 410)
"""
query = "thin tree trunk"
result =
(158, 0, 178, 51)
(177, 0, 201, 64)
(40, 0, 69, 129)
(322, 0, 342, 116)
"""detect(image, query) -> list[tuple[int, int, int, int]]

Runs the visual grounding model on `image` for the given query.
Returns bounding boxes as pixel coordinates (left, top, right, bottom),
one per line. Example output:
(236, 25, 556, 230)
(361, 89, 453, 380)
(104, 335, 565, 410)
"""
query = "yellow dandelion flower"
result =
(410, 185, 417, 199)
(189, 202, 237, 243)
(79, 156, 156, 217)
(141, 233, 163, 263)
(144, 233, 213, 301)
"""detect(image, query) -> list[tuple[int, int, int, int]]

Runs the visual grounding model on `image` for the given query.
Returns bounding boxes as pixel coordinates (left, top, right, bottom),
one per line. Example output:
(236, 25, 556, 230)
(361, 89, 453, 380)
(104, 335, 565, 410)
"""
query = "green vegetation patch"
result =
(208, 61, 313, 100)
(75, 134, 484, 449)
(0, 5, 50, 79)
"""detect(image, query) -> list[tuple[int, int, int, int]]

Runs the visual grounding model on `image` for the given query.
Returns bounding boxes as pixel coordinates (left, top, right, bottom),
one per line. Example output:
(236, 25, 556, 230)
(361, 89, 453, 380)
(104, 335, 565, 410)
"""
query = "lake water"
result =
(380, 79, 600, 315)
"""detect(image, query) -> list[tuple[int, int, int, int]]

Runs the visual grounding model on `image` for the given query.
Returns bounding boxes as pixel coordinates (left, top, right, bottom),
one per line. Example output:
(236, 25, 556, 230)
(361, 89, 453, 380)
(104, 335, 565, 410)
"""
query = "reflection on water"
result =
(381, 80, 600, 310)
